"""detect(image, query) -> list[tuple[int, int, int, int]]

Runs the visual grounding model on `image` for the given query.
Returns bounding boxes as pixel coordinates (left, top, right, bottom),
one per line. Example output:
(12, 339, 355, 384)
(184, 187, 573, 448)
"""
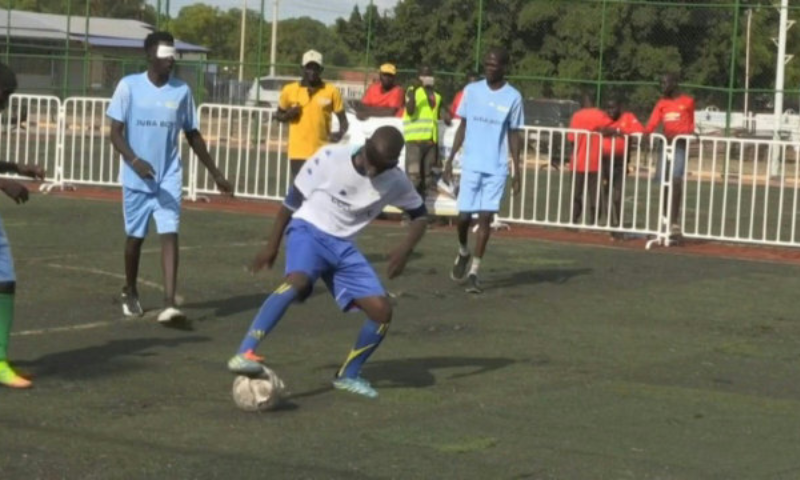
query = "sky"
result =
(163, 0, 399, 25)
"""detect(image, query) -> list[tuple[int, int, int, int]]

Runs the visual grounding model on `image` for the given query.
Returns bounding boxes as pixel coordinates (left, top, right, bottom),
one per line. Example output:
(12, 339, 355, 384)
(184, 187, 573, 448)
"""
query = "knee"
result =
(372, 298, 393, 324)
(407, 173, 422, 189)
(0, 281, 16, 294)
(285, 273, 312, 300)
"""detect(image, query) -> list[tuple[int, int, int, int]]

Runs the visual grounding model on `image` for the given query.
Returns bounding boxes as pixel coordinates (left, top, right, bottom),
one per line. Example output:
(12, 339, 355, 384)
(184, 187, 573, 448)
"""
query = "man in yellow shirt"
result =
(277, 50, 349, 177)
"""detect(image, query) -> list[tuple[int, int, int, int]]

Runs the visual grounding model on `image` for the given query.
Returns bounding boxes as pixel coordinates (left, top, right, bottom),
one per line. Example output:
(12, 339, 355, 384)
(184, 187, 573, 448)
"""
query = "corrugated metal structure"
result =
(0, 9, 208, 97)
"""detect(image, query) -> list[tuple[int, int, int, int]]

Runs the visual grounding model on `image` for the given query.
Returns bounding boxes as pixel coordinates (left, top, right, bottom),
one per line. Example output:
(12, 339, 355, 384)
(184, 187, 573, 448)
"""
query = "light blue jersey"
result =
(107, 72, 198, 194)
(456, 80, 525, 176)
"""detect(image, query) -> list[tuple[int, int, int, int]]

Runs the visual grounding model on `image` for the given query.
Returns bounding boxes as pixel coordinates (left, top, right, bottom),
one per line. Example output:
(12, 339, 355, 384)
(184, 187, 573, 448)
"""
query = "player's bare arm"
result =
(185, 129, 233, 194)
(509, 129, 523, 195)
(387, 215, 428, 279)
(329, 111, 349, 143)
(443, 119, 466, 184)
(0, 162, 44, 179)
(356, 104, 398, 119)
(0, 178, 29, 204)
(251, 205, 293, 273)
(109, 120, 155, 179)
(251, 181, 304, 273)
(275, 105, 301, 123)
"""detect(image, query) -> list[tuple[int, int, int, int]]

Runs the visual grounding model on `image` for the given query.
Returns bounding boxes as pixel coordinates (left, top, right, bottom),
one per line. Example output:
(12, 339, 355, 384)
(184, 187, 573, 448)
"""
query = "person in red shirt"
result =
(449, 71, 479, 120)
(644, 73, 695, 234)
(568, 96, 612, 225)
(600, 98, 644, 228)
(355, 63, 405, 120)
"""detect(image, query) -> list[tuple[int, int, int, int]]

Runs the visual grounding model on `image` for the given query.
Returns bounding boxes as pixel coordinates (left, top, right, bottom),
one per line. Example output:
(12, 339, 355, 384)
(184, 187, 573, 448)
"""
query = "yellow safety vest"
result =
(403, 87, 441, 143)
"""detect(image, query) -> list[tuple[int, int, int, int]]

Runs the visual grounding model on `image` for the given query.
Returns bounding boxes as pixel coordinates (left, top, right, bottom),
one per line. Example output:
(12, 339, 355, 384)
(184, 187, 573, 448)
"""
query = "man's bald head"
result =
(365, 126, 405, 173)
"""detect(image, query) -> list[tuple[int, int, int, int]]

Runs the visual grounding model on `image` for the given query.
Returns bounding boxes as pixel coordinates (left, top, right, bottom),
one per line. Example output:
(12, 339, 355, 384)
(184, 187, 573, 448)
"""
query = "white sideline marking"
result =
(12, 319, 129, 337)
(45, 263, 163, 291)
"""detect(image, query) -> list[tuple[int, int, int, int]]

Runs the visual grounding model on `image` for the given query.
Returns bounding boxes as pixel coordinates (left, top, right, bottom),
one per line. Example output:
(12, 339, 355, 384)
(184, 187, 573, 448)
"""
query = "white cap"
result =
(302, 49, 323, 67)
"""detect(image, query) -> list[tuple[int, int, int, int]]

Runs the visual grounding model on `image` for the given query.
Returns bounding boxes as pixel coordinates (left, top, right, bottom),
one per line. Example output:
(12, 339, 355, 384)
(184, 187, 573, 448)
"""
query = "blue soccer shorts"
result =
(122, 186, 181, 238)
(0, 218, 15, 282)
(284, 219, 384, 311)
(457, 169, 507, 213)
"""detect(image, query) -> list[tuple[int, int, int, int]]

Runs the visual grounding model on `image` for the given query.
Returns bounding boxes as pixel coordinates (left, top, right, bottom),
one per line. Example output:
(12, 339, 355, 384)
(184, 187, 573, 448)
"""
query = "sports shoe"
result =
(227, 350, 266, 375)
(332, 376, 378, 399)
(0, 361, 32, 389)
(157, 306, 186, 323)
(120, 288, 144, 317)
(465, 274, 483, 294)
(450, 253, 471, 281)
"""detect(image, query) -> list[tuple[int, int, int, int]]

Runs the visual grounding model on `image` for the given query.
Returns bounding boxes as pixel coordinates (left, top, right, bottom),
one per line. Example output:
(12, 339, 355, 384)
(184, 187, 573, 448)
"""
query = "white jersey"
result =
(292, 145, 423, 240)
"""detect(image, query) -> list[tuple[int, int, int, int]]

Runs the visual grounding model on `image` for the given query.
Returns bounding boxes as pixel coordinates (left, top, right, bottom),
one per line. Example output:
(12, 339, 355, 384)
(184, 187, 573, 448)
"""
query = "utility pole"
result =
(770, 0, 794, 177)
(239, 0, 247, 82)
(269, 0, 279, 77)
(744, 8, 752, 117)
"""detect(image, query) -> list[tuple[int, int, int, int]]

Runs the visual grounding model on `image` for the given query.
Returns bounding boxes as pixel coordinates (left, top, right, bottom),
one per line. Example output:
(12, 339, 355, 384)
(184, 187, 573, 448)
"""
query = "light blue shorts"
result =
(285, 219, 384, 311)
(123, 187, 181, 238)
(457, 169, 507, 213)
(656, 141, 687, 181)
(0, 219, 15, 282)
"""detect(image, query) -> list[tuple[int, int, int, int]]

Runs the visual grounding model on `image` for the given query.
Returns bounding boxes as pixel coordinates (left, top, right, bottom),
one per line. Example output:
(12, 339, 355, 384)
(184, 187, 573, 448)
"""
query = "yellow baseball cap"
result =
(379, 63, 397, 75)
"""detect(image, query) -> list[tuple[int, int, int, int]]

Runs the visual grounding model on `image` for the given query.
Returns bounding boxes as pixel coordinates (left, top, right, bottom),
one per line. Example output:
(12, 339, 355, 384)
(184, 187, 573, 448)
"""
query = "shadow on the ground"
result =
(290, 355, 520, 400)
(185, 289, 329, 319)
(363, 250, 424, 264)
(16, 336, 210, 379)
(365, 355, 519, 388)
(489, 267, 593, 289)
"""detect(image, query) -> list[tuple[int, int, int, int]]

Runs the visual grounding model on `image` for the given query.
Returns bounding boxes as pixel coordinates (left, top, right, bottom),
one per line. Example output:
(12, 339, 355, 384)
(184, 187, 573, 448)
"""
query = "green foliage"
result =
(5, 0, 800, 111)
(0, 0, 156, 23)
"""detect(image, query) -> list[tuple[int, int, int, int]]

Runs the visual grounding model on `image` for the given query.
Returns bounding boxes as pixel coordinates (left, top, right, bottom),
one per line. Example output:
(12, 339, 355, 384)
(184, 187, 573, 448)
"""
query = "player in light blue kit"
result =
(0, 62, 45, 388)
(228, 126, 428, 399)
(444, 47, 524, 294)
(107, 32, 232, 323)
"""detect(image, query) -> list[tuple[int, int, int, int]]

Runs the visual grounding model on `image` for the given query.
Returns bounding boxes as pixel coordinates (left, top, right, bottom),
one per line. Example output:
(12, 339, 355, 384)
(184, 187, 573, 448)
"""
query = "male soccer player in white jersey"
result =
(228, 126, 428, 399)
(443, 47, 524, 294)
(107, 31, 233, 323)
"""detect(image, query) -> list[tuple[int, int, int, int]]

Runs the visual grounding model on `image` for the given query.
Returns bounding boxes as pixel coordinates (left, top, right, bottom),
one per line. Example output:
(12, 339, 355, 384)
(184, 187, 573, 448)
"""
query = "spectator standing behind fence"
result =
(276, 50, 349, 178)
(568, 96, 612, 225)
(644, 73, 695, 235)
(107, 31, 233, 323)
(449, 71, 480, 120)
(403, 66, 451, 198)
(355, 63, 405, 120)
(599, 98, 644, 230)
(0, 62, 45, 389)
(443, 48, 524, 294)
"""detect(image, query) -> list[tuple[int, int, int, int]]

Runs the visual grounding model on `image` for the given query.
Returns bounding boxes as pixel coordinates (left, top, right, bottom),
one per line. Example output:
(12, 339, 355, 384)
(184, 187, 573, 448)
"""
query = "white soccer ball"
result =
(231, 366, 286, 412)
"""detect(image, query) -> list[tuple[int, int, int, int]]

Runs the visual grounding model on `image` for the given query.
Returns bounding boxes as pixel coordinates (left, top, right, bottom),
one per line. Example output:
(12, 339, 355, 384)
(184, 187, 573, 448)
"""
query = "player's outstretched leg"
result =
(122, 237, 145, 317)
(451, 212, 472, 281)
(0, 290, 30, 388)
(465, 212, 493, 294)
(228, 276, 307, 375)
(333, 296, 391, 399)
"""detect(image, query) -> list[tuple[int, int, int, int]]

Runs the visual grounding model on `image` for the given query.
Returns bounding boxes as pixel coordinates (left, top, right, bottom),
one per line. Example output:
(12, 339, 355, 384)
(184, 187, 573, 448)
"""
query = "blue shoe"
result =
(227, 350, 265, 375)
(332, 376, 378, 399)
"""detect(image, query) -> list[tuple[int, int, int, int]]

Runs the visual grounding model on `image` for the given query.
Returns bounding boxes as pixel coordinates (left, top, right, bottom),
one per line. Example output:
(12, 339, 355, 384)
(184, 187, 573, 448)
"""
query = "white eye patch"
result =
(156, 45, 177, 59)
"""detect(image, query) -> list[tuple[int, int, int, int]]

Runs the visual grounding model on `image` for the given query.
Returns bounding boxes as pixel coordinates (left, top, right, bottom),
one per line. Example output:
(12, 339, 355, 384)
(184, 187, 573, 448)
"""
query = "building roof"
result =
(0, 9, 208, 52)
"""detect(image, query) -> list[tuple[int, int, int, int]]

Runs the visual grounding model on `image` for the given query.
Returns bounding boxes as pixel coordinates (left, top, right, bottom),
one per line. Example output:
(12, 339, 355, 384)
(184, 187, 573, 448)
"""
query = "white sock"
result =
(469, 257, 481, 276)
(459, 244, 470, 256)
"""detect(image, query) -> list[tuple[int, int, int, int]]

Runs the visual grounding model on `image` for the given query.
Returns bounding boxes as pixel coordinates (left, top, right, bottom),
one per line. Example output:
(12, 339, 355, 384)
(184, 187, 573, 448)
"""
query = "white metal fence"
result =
(4, 94, 800, 252)
(194, 103, 288, 201)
